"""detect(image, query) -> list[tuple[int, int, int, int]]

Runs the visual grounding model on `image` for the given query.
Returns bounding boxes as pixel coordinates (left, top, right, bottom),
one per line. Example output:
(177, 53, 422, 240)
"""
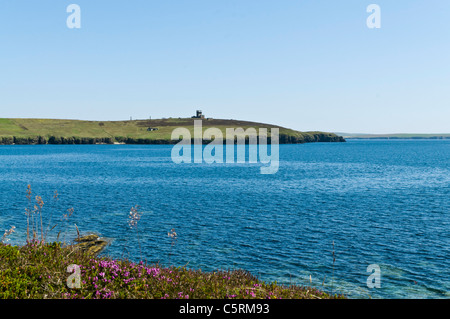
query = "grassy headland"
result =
(0, 118, 345, 145)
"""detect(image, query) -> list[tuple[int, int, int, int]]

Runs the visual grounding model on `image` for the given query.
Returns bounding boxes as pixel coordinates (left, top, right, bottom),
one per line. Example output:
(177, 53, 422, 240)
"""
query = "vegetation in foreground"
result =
(0, 242, 345, 299)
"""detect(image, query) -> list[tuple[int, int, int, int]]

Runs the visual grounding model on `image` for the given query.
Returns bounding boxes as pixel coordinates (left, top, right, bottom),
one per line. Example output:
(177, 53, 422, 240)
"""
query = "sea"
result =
(0, 139, 448, 299)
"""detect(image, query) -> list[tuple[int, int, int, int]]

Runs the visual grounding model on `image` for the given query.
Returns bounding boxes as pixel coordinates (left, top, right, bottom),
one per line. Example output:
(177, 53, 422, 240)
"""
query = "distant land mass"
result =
(0, 118, 345, 145)
(336, 132, 450, 139)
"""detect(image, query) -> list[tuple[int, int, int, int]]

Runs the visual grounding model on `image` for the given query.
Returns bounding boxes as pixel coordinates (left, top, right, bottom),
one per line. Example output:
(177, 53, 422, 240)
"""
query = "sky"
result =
(0, 0, 449, 134)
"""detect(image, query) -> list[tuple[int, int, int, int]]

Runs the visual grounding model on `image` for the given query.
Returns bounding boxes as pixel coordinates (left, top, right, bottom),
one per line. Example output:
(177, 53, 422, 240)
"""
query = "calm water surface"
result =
(0, 140, 448, 298)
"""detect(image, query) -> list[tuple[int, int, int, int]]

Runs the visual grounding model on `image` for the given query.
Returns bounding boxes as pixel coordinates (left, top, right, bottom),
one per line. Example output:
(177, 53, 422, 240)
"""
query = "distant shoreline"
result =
(337, 133, 450, 140)
(345, 136, 450, 140)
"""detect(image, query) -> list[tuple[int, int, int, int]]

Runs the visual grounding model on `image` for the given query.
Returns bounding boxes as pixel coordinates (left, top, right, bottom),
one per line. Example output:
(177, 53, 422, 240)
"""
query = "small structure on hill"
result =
(192, 110, 205, 119)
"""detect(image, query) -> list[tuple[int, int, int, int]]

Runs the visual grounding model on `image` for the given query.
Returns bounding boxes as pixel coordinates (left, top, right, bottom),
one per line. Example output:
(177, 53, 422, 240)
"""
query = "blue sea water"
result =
(0, 140, 448, 299)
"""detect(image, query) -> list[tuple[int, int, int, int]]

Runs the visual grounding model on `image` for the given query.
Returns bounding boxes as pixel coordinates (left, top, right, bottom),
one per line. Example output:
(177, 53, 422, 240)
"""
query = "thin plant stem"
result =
(137, 225, 142, 261)
(331, 241, 336, 296)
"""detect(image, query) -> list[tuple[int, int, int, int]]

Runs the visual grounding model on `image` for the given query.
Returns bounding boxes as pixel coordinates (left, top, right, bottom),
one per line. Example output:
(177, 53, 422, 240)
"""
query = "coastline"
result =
(0, 133, 345, 145)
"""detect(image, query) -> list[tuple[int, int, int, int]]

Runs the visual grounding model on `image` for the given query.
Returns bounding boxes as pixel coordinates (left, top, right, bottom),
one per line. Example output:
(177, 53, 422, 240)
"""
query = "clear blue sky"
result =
(0, 0, 449, 133)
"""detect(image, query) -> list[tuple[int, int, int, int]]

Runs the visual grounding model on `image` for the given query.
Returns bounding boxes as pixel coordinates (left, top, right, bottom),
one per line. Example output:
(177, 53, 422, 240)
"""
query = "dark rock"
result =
(72, 234, 109, 256)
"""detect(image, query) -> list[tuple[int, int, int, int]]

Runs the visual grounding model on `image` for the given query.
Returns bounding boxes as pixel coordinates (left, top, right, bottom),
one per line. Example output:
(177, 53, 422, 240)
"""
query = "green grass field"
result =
(0, 118, 345, 144)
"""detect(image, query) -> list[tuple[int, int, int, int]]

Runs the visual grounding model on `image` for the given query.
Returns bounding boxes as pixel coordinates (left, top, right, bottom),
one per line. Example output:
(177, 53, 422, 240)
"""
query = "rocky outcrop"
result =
(72, 234, 109, 256)
(279, 132, 346, 144)
(306, 133, 346, 143)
